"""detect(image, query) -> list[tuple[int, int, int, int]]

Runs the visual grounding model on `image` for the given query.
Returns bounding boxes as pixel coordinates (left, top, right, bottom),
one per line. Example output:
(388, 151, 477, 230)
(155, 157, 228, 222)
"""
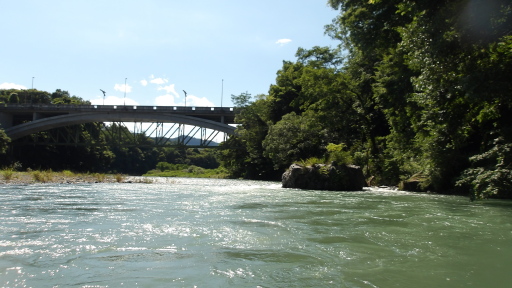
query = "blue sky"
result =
(1, 0, 339, 107)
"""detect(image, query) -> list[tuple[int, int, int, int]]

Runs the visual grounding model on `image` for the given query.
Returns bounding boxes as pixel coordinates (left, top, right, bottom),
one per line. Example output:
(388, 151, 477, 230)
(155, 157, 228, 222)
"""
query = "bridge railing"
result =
(0, 104, 234, 113)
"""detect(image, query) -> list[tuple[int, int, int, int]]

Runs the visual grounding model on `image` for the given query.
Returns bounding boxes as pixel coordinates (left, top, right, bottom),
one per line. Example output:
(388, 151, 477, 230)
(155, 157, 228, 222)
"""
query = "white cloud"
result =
(150, 78, 167, 85)
(153, 93, 214, 107)
(114, 83, 132, 93)
(154, 94, 177, 106)
(90, 95, 139, 106)
(276, 38, 292, 46)
(0, 82, 27, 90)
(186, 95, 215, 107)
(158, 84, 180, 96)
(140, 79, 148, 86)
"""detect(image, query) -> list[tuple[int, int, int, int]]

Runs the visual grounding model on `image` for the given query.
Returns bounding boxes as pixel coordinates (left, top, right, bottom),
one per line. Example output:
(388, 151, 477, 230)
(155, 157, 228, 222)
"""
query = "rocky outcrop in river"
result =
(282, 163, 366, 191)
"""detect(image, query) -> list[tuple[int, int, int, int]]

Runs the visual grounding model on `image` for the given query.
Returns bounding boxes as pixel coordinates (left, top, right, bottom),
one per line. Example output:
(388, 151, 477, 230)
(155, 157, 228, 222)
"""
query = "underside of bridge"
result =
(12, 121, 230, 147)
(3, 109, 237, 148)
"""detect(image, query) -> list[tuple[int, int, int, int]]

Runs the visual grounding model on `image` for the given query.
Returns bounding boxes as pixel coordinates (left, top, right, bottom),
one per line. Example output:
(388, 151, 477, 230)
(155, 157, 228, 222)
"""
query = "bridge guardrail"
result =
(0, 104, 234, 112)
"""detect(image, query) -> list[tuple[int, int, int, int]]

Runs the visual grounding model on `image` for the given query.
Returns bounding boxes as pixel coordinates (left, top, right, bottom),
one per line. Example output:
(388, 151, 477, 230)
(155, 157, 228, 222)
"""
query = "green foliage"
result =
(219, 96, 276, 179)
(156, 162, 188, 172)
(0, 128, 10, 154)
(267, 61, 304, 122)
(61, 170, 74, 177)
(32, 170, 53, 183)
(299, 157, 327, 167)
(0, 88, 90, 105)
(8, 93, 19, 104)
(94, 173, 106, 182)
(1, 169, 15, 181)
(326, 143, 352, 165)
(0, 89, 51, 104)
(115, 174, 125, 183)
(51, 89, 91, 105)
(144, 164, 228, 178)
(457, 138, 512, 200)
(317, 0, 512, 196)
(263, 111, 325, 170)
(186, 148, 220, 169)
(12, 126, 115, 173)
(231, 92, 252, 107)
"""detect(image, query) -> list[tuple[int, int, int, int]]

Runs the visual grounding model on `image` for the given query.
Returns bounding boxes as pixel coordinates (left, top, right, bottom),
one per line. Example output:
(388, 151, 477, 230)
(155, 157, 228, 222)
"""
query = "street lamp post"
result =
(124, 78, 127, 106)
(100, 89, 106, 105)
(181, 90, 188, 145)
(31, 77, 34, 104)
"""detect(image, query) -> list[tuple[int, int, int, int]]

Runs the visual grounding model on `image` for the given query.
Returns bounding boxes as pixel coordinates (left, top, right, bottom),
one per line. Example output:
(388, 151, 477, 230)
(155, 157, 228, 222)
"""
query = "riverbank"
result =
(0, 170, 158, 185)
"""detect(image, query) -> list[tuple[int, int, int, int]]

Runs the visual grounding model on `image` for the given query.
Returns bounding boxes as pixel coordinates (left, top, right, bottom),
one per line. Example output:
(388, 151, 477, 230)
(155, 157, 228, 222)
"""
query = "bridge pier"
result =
(33, 112, 43, 121)
(0, 112, 12, 129)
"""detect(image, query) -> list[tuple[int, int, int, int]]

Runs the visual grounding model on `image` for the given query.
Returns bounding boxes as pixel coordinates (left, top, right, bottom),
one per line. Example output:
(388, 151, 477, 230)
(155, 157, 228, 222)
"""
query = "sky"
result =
(1, 0, 340, 107)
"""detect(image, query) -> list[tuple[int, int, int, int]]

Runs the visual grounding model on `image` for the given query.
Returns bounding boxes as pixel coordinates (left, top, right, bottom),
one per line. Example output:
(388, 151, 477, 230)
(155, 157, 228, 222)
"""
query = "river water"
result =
(1, 178, 511, 287)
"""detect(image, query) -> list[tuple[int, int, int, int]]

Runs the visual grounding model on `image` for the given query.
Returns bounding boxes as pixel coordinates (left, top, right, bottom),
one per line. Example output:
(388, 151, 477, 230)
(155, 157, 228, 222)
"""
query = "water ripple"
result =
(1, 179, 512, 287)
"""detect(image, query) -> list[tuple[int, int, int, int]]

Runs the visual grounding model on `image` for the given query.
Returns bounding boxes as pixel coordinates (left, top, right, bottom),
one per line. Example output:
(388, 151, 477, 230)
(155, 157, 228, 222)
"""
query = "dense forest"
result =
(1, 0, 511, 200)
(219, 0, 512, 200)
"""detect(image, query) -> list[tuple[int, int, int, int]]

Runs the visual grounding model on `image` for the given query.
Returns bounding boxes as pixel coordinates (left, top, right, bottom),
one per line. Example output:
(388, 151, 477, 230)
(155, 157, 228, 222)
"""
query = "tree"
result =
(0, 128, 10, 154)
(231, 92, 252, 107)
(51, 89, 91, 105)
(263, 111, 326, 170)
(457, 137, 512, 200)
(267, 61, 306, 123)
(219, 95, 276, 179)
(325, 0, 512, 195)
(8, 93, 19, 104)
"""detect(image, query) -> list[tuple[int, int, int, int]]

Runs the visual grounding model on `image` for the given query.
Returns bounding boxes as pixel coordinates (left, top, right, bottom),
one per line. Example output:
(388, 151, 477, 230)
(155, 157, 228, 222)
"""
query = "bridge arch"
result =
(5, 112, 236, 141)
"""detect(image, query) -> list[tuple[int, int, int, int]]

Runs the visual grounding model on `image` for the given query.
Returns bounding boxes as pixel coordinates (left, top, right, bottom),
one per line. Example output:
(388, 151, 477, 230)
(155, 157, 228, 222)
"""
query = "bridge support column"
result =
(33, 112, 43, 121)
(0, 112, 12, 129)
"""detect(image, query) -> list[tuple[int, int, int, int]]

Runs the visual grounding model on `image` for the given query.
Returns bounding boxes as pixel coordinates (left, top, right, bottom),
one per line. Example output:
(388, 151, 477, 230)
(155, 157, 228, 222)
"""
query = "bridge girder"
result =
(4, 112, 236, 141)
(13, 121, 227, 147)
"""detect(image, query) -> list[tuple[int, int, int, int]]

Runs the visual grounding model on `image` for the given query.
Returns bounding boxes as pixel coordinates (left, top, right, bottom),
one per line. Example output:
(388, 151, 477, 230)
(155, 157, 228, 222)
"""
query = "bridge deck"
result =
(0, 104, 237, 127)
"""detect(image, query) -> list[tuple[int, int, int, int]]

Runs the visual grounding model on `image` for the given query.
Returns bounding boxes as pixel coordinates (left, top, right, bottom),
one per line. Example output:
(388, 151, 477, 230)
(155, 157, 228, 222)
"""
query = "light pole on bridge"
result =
(31, 77, 35, 104)
(100, 89, 106, 105)
(183, 90, 187, 107)
(124, 78, 127, 106)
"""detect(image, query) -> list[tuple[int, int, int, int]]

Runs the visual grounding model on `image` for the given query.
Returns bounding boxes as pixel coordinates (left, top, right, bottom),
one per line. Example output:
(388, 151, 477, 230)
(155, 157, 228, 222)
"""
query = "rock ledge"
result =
(282, 163, 366, 191)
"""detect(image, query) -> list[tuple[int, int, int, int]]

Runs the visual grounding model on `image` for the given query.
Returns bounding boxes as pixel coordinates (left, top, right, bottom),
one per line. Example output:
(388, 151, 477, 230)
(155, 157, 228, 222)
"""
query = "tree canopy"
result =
(220, 0, 512, 199)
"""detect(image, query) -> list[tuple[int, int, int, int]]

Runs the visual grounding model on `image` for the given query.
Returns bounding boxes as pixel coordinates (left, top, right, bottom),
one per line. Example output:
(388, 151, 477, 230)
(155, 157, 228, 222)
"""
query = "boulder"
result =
(399, 173, 431, 192)
(282, 163, 366, 191)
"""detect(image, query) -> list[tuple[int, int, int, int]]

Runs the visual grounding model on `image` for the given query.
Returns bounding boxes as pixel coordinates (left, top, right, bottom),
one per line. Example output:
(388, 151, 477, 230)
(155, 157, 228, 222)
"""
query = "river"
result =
(1, 178, 511, 287)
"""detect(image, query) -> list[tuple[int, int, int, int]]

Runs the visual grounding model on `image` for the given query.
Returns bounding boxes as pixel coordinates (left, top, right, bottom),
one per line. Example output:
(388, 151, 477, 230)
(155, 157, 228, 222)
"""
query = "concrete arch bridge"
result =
(0, 104, 237, 147)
